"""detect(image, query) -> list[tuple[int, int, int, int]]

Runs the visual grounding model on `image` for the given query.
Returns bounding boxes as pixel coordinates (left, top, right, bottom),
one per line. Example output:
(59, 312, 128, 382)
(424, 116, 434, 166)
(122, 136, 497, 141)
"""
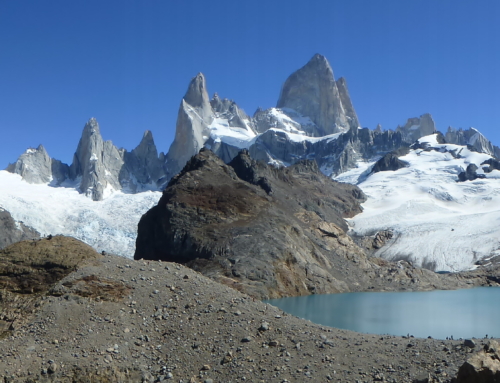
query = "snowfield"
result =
(336, 134, 500, 272)
(0, 171, 161, 258)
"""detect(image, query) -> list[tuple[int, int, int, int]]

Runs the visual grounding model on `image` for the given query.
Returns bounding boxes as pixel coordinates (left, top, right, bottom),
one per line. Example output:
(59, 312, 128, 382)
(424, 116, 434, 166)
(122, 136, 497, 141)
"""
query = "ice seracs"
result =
(338, 133, 500, 272)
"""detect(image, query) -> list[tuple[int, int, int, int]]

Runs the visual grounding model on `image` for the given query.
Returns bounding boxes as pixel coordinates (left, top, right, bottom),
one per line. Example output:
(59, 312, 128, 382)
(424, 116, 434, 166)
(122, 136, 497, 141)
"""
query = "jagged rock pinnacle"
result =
(277, 54, 355, 135)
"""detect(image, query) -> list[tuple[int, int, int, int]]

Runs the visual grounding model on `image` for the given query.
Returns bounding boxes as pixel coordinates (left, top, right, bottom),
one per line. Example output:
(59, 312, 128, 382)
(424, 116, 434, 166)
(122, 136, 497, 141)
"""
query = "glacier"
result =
(336, 134, 500, 272)
(0, 171, 161, 257)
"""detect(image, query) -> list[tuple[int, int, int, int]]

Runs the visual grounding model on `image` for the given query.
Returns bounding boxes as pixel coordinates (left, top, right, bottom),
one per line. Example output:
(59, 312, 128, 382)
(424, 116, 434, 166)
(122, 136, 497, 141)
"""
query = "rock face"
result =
(396, 113, 436, 143)
(277, 54, 356, 134)
(0, 208, 39, 249)
(458, 163, 486, 182)
(456, 340, 500, 383)
(371, 148, 410, 173)
(446, 127, 500, 158)
(69, 118, 124, 200)
(136, 148, 368, 298)
(121, 130, 165, 192)
(165, 73, 214, 180)
(6, 145, 69, 185)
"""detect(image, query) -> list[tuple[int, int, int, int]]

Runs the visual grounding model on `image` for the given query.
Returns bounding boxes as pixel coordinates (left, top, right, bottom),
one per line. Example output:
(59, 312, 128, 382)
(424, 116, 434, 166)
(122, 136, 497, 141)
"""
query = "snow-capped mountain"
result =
(3, 53, 500, 269)
(337, 134, 500, 271)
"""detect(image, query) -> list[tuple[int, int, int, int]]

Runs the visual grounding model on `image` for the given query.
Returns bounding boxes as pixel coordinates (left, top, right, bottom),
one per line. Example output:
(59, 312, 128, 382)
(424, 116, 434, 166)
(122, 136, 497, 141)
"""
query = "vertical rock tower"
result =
(277, 54, 359, 134)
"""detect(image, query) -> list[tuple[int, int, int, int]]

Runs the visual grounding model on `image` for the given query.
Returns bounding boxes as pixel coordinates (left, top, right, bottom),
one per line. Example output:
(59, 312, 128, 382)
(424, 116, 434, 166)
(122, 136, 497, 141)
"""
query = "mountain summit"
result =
(277, 53, 358, 134)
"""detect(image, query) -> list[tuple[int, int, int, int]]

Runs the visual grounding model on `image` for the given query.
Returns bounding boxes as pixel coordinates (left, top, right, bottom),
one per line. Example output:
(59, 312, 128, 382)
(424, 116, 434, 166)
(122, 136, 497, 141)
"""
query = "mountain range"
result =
(2, 54, 500, 273)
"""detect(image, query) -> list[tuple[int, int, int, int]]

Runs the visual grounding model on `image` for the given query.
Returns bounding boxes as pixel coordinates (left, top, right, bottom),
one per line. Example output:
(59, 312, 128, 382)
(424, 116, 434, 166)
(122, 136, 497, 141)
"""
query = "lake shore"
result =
(0, 238, 498, 382)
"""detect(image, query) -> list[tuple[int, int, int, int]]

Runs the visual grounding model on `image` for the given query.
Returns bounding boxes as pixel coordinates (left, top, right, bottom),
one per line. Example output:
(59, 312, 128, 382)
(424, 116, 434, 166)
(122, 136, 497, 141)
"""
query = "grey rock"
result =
(69, 118, 124, 201)
(165, 73, 213, 180)
(446, 127, 500, 158)
(481, 158, 500, 173)
(371, 150, 409, 173)
(277, 54, 353, 135)
(0, 208, 40, 249)
(464, 339, 476, 348)
(456, 340, 500, 382)
(6, 144, 69, 185)
(396, 113, 436, 143)
(122, 130, 165, 191)
(458, 164, 485, 182)
(336, 77, 360, 129)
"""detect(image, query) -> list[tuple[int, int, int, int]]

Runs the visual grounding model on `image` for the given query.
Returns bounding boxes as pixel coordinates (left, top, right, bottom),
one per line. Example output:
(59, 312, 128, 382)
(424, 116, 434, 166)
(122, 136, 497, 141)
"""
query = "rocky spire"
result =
(336, 77, 360, 129)
(396, 114, 436, 143)
(70, 118, 124, 201)
(165, 73, 214, 179)
(277, 54, 354, 135)
(122, 130, 165, 190)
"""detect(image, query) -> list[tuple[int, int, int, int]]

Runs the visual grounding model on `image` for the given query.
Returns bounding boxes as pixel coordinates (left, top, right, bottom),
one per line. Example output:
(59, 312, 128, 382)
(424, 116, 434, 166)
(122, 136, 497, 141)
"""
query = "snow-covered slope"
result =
(336, 134, 500, 271)
(0, 171, 161, 257)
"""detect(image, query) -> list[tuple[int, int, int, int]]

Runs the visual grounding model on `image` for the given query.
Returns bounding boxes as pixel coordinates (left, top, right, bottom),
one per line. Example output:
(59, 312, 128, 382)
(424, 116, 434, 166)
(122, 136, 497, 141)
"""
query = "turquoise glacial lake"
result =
(265, 287, 500, 339)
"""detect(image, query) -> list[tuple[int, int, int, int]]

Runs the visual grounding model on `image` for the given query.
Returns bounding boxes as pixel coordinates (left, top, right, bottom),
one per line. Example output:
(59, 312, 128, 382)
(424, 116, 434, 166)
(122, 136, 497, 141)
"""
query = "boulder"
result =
(456, 340, 500, 382)
(371, 151, 409, 173)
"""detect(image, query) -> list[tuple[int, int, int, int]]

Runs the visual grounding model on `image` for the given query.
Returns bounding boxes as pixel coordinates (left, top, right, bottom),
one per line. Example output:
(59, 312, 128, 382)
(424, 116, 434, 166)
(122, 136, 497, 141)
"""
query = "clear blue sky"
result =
(1, 0, 500, 168)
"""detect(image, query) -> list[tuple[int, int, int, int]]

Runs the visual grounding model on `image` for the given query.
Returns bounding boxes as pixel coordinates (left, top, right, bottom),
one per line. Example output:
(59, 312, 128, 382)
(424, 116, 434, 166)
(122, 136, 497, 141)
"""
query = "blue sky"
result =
(1, 0, 500, 168)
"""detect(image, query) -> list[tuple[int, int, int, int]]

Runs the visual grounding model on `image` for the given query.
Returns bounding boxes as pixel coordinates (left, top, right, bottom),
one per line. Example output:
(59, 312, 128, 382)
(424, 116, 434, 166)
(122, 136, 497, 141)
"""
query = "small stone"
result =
(165, 372, 173, 379)
(268, 340, 278, 347)
(464, 339, 476, 348)
(241, 336, 252, 343)
(124, 328, 130, 333)
(47, 363, 58, 374)
(234, 310, 242, 316)
(201, 364, 211, 371)
(183, 274, 189, 279)
(259, 322, 269, 331)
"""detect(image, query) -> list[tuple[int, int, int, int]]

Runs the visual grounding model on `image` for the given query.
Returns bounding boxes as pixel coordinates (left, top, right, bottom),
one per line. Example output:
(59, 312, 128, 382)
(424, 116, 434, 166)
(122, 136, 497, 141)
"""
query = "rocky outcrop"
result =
(0, 208, 39, 249)
(6, 145, 69, 185)
(458, 163, 486, 182)
(456, 340, 500, 383)
(446, 127, 500, 159)
(136, 148, 369, 298)
(482, 158, 500, 173)
(396, 114, 436, 143)
(371, 150, 409, 173)
(276, 54, 356, 134)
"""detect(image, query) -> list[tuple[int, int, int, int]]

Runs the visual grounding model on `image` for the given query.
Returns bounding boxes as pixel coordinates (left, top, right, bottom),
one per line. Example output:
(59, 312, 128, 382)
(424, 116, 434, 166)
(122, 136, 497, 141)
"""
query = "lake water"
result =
(265, 287, 500, 339)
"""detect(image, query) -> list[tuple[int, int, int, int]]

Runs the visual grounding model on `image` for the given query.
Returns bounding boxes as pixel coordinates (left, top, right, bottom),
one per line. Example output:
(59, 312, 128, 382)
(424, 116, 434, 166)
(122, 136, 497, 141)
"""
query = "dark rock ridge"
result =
(0, 208, 39, 249)
(458, 163, 486, 182)
(136, 149, 367, 299)
(7, 118, 166, 201)
(135, 149, 494, 299)
(371, 147, 410, 173)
